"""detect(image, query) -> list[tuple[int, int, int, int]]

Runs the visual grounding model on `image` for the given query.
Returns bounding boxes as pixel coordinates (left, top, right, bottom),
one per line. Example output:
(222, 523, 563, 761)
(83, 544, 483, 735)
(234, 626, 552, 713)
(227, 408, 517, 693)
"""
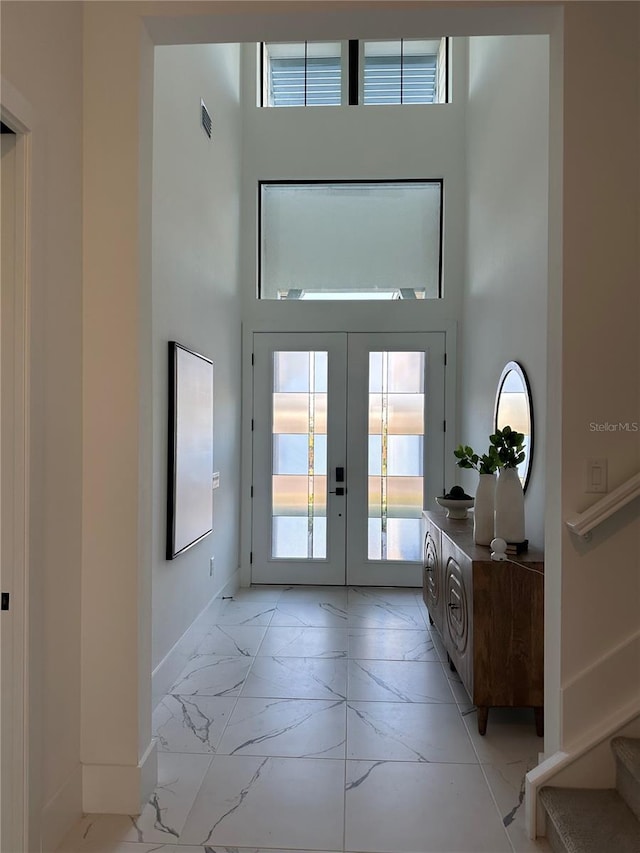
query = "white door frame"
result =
(1, 81, 32, 853)
(250, 330, 446, 587)
(240, 320, 458, 587)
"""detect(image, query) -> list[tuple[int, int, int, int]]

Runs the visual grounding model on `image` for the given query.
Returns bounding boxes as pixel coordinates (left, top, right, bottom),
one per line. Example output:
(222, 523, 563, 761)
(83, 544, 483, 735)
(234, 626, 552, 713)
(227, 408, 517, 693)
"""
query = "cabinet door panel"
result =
(421, 516, 443, 633)
(442, 543, 473, 696)
(473, 559, 544, 707)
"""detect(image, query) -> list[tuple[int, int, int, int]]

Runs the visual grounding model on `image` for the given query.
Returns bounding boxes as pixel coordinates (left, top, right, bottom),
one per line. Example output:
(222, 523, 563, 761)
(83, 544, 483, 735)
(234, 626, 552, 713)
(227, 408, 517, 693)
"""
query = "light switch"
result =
(586, 458, 607, 493)
(212, 472, 221, 490)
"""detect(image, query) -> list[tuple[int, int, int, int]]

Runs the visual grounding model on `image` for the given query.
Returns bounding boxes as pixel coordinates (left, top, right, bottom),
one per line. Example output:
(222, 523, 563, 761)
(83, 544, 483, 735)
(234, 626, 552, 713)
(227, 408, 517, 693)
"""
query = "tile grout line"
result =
(61, 587, 543, 852)
(342, 697, 348, 853)
(477, 758, 519, 853)
(156, 593, 280, 847)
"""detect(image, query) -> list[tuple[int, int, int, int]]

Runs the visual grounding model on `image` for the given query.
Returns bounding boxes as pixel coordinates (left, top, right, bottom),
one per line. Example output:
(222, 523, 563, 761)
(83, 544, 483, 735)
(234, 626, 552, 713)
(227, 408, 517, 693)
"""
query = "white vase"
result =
(474, 473, 496, 545)
(494, 467, 525, 543)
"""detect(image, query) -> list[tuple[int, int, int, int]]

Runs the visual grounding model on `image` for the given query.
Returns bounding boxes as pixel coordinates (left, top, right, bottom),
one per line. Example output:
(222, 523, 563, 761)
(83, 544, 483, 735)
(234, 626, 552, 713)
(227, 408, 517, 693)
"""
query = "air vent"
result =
(201, 99, 212, 139)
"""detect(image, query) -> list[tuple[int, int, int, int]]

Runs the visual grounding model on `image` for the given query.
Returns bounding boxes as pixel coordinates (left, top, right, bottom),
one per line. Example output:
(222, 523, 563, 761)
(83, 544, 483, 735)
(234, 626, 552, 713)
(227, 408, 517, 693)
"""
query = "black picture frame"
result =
(166, 341, 214, 560)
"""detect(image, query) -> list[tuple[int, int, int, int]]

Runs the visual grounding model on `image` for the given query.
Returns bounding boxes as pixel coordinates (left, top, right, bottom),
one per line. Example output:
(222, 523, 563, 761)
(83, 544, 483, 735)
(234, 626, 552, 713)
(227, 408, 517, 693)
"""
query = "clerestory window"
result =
(363, 40, 447, 105)
(261, 39, 450, 107)
(261, 42, 342, 107)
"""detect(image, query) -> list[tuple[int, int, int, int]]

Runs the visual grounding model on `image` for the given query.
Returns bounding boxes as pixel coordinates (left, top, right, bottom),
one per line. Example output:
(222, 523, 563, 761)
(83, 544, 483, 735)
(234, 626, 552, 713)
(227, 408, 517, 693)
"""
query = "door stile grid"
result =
(307, 351, 316, 559)
(380, 351, 389, 561)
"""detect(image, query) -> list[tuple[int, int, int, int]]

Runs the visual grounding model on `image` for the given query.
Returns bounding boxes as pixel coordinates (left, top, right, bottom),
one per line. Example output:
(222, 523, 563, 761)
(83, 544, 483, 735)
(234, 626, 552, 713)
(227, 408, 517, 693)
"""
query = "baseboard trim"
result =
(82, 739, 158, 814)
(152, 568, 240, 710)
(40, 763, 83, 853)
(139, 737, 158, 807)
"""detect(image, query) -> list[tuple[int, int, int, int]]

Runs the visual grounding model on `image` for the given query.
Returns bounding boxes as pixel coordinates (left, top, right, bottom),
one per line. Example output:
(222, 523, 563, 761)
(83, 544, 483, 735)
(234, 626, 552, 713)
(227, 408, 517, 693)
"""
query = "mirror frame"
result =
(493, 360, 534, 492)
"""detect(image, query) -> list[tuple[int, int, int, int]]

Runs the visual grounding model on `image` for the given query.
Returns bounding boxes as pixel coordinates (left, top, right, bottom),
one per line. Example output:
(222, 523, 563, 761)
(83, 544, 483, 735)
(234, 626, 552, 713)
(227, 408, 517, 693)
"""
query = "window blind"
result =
(364, 54, 438, 105)
(268, 52, 341, 106)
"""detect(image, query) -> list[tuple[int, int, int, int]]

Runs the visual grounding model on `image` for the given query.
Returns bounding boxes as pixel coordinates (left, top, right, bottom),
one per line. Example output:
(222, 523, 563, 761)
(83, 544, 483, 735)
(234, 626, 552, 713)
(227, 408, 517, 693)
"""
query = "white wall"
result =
(81, 2, 157, 817)
(556, 3, 640, 746)
(0, 2, 84, 849)
(151, 44, 243, 673)
(460, 35, 549, 549)
(240, 40, 468, 330)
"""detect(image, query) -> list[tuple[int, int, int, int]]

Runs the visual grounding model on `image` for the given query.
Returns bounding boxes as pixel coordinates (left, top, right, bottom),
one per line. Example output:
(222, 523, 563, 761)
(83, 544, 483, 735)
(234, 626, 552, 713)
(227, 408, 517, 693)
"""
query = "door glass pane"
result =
(368, 351, 425, 561)
(272, 432, 326, 481)
(273, 393, 327, 433)
(369, 435, 382, 476)
(273, 517, 309, 559)
(271, 351, 328, 559)
(368, 518, 382, 560)
(386, 476, 423, 517)
(273, 434, 309, 475)
(274, 351, 309, 392)
(387, 518, 421, 561)
(387, 352, 424, 393)
(369, 394, 424, 434)
(388, 435, 423, 476)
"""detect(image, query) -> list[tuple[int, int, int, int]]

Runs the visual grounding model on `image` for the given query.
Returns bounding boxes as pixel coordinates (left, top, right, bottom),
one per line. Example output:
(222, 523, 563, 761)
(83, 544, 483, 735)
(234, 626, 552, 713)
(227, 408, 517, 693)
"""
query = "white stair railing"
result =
(565, 471, 640, 539)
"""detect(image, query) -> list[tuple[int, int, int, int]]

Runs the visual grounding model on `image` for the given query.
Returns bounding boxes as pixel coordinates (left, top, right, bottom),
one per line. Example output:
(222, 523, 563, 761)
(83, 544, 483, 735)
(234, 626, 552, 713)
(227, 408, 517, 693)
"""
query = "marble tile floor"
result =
(59, 586, 551, 853)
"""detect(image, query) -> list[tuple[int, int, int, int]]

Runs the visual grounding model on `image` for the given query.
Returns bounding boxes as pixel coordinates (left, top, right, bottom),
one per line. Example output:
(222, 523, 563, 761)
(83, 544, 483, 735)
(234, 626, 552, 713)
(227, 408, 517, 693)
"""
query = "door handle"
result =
(329, 487, 345, 496)
(336, 466, 345, 483)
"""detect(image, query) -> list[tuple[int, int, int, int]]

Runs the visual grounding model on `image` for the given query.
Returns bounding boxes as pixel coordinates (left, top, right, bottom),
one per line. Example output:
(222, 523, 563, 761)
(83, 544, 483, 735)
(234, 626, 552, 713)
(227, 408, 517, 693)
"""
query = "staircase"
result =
(540, 737, 640, 852)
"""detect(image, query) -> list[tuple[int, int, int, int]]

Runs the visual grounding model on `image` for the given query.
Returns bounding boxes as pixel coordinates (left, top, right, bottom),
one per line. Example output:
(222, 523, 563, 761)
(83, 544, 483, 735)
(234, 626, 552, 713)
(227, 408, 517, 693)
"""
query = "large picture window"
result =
(259, 180, 443, 301)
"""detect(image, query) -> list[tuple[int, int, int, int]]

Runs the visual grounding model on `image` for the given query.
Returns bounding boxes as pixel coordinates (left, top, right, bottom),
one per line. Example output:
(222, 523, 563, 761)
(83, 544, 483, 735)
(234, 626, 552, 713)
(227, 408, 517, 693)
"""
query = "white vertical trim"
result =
(40, 764, 82, 853)
(82, 739, 158, 815)
(442, 320, 458, 493)
(437, 37, 448, 103)
(340, 39, 350, 105)
(0, 79, 33, 853)
(240, 322, 254, 587)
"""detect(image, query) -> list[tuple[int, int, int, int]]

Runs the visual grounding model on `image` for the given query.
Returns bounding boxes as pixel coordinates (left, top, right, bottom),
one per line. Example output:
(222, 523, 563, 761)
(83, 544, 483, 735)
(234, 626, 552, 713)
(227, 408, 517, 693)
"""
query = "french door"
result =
(251, 332, 445, 586)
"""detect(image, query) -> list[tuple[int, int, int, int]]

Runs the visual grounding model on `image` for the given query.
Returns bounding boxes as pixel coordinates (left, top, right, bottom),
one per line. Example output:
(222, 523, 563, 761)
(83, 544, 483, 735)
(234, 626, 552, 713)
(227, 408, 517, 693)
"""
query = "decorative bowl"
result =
(435, 496, 475, 519)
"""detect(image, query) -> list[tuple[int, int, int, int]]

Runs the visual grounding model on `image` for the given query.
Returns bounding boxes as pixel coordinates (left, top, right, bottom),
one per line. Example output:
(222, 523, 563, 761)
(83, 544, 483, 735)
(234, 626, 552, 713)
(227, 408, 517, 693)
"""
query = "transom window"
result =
(261, 39, 450, 107)
(363, 40, 444, 105)
(262, 42, 342, 107)
(259, 180, 443, 301)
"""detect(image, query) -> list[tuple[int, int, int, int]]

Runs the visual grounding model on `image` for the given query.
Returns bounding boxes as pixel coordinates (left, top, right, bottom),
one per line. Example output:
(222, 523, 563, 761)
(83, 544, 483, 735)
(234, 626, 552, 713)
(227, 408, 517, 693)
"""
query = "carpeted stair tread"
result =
(540, 786, 640, 853)
(612, 737, 640, 783)
(613, 736, 640, 822)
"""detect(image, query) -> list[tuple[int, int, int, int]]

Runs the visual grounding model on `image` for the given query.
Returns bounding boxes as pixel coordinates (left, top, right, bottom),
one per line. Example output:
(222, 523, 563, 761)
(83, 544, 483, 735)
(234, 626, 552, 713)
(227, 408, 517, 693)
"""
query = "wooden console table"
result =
(421, 511, 544, 736)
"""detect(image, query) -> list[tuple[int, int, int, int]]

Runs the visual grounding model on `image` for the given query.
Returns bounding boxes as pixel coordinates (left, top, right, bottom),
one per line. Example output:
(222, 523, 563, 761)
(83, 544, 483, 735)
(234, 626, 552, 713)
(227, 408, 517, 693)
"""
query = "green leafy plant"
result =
(490, 425, 525, 468)
(454, 444, 500, 475)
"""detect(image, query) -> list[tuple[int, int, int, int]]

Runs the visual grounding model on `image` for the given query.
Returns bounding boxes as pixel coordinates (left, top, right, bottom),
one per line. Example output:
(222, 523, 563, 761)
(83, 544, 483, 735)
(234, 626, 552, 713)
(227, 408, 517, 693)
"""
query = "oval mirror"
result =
(494, 361, 534, 491)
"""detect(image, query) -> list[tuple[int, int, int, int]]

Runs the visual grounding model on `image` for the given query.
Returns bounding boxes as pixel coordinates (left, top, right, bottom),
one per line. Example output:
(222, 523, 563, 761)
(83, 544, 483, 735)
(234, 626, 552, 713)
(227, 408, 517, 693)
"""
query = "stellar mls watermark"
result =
(589, 421, 639, 432)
